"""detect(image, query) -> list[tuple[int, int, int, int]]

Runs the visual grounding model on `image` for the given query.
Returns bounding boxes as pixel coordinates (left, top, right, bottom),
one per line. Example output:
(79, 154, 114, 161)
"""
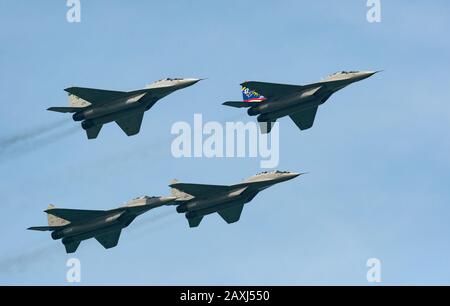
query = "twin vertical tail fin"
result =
(222, 85, 266, 108)
(241, 85, 266, 102)
(27, 204, 69, 231)
(47, 94, 90, 113)
(170, 179, 193, 201)
(68, 94, 91, 108)
(47, 204, 70, 227)
(46, 204, 79, 254)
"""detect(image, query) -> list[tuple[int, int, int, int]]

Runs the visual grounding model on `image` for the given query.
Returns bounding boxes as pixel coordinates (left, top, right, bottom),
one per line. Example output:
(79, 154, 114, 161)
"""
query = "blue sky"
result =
(1, 0, 450, 285)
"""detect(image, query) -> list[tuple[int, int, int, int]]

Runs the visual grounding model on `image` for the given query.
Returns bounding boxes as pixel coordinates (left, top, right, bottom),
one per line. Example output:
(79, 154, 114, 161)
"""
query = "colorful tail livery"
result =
(242, 86, 266, 102)
(222, 84, 266, 108)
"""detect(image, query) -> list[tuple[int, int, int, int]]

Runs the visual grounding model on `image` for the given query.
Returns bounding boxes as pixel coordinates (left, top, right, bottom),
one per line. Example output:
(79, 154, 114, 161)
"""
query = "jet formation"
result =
(223, 71, 378, 133)
(29, 171, 300, 253)
(48, 78, 201, 139)
(30, 70, 378, 253)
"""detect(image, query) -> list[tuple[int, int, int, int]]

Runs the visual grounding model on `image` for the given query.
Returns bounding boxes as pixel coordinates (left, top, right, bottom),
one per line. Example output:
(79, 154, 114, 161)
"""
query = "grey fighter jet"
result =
(28, 196, 176, 253)
(223, 71, 379, 133)
(48, 78, 202, 139)
(169, 171, 302, 227)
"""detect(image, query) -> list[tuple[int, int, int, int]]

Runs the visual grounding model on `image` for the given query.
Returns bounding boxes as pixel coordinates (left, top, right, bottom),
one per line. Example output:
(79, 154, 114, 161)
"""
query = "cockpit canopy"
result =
(322, 71, 361, 81)
(155, 78, 184, 82)
(146, 78, 186, 89)
(255, 170, 290, 176)
(337, 71, 359, 75)
(123, 195, 158, 207)
(328, 71, 359, 77)
(131, 196, 157, 200)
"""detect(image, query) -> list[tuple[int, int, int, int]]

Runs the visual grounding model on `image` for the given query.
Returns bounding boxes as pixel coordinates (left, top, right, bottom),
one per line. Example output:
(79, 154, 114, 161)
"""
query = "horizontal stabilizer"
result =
(187, 216, 203, 228)
(223, 101, 260, 108)
(27, 226, 60, 231)
(86, 125, 102, 139)
(47, 107, 85, 113)
(115, 112, 144, 136)
(258, 120, 277, 134)
(95, 230, 121, 249)
(289, 106, 318, 131)
(64, 241, 81, 253)
(217, 203, 244, 224)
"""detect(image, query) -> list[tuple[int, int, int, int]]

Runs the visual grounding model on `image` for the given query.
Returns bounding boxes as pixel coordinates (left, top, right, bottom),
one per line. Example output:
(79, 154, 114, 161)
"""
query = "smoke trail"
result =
(61, 113, 250, 174)
(131, 209, 177, 233)
(0, 118, 71, 149)
(0, 209, 177, 277)
(0, 242, 58, 275)
(16, 125, 79, 152)
(127, 209, 181, 245)
(131, 215, 180, 241)
(0, 122, 79, 162)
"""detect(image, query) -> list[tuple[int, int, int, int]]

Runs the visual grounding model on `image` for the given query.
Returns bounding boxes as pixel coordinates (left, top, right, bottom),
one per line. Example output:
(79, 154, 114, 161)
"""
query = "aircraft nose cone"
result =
(278, 172, 304, 182)
(285, 172, 301, 179)
(358, 71, 381, 80)
(182, 78, 203, 86)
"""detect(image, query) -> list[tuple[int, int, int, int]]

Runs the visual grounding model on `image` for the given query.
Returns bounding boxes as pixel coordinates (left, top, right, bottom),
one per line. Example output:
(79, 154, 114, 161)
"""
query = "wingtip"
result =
(64, 86, 80, 94)
(27, 226, 47, 231)
(222, 101, 235, 106)
(46, 107, 63, 112)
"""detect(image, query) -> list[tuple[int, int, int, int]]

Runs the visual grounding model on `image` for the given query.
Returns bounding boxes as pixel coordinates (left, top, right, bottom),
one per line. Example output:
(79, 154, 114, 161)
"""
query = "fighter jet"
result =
(223, 71, 379, 133)
(28, 196, 176, 253)
(168, 171, 302, 227)
(48, 78, 202, 139)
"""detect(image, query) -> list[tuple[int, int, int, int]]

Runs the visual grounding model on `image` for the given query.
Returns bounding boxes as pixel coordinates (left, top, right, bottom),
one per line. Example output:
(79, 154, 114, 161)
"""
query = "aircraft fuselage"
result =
(175, 176, 294, 220)
(73, 92, 159, 131)
(51, 211, 133, 245)
(249, 81, 348, 122)
(176, 187, 259, 219)
(51, 202, 158, 246)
